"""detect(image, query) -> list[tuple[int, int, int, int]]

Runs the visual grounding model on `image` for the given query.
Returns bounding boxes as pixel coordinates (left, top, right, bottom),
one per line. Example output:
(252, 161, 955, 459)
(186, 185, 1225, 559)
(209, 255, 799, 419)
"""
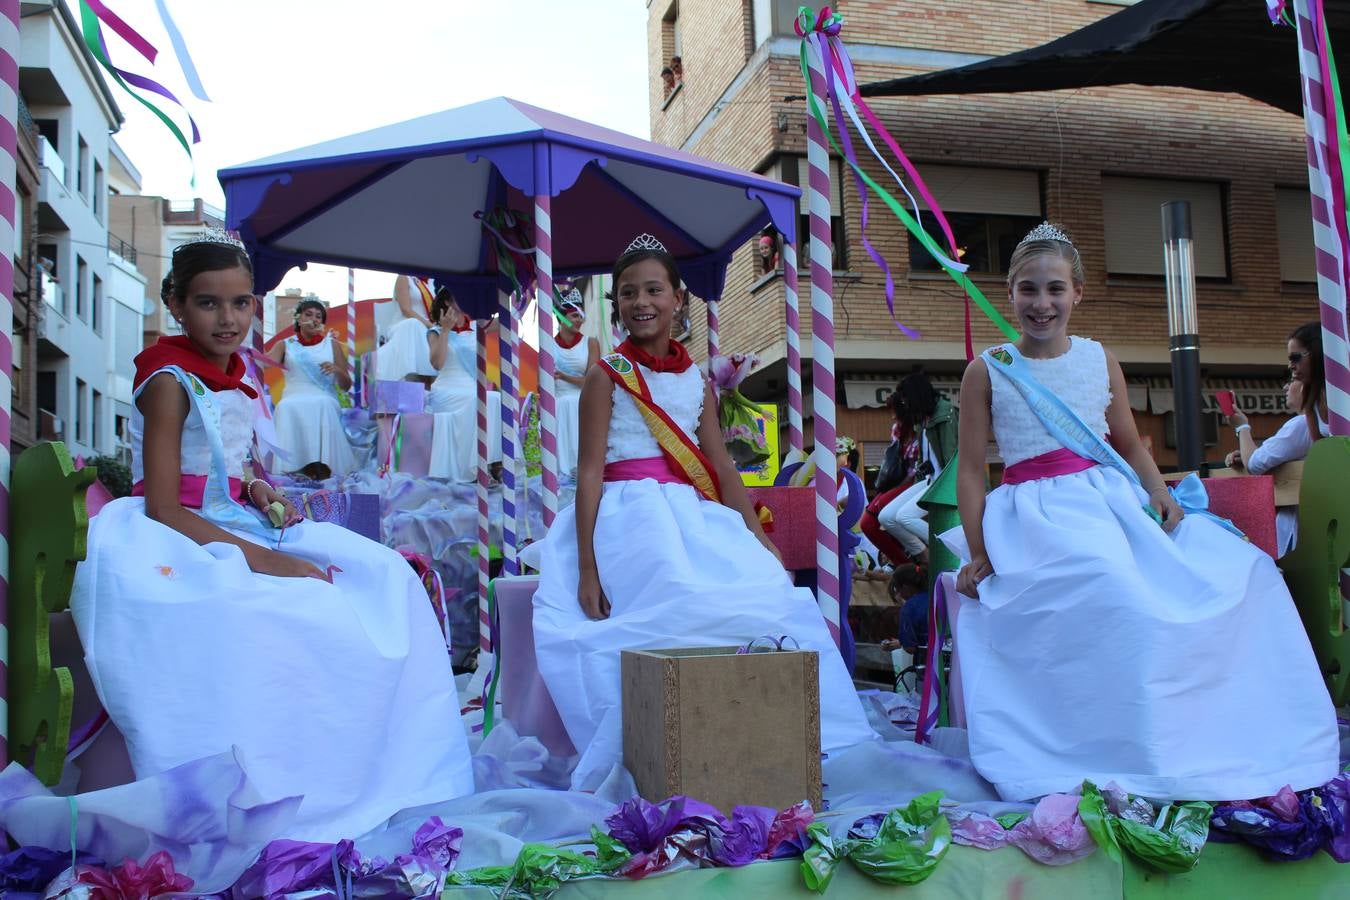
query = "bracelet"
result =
(1234, 424, 1251, 435)
(245, 477, 268, 506)
(428, 324, 443, 335)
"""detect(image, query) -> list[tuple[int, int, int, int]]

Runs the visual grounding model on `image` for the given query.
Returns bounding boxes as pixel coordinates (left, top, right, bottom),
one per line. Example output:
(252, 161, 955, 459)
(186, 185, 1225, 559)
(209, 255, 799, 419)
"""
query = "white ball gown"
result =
(531, 361, 876, 790)
(940, 337, 1339, 801)
(272, 333, 356, 473)
(69, 367, 475, 843)
(554, 333, 591, 479)
(428, 323, 502, 482)
(375, 276, 436, 381)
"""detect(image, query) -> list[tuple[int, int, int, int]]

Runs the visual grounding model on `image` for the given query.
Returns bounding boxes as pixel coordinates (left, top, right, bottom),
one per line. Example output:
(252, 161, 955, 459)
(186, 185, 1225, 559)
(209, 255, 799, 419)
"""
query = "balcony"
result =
(38, 135, 63, 186)
(109, 233, 137, 264)
(41, 271, 64, 313)
(39, 408, 64, 442)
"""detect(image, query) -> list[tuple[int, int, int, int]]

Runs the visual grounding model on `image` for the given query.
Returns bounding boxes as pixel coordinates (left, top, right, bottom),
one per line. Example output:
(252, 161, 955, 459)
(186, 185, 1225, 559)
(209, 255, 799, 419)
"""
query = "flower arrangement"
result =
(709, 353, 773, 468)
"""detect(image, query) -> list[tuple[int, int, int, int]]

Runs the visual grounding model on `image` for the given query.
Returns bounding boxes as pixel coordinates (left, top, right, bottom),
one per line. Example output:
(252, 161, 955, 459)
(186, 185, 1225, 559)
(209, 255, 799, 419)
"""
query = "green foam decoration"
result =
(11, 442, 96, 785)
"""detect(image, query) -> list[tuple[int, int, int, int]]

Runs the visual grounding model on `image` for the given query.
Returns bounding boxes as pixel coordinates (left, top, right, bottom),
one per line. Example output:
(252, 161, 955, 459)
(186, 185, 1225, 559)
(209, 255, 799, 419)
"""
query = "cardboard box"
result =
(622, 647, 822, 814)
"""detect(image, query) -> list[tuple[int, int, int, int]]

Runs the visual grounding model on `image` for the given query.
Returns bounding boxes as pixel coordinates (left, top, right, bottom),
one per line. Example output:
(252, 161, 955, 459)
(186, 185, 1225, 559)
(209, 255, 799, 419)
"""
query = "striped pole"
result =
(706, 298, 720, 359)
(475, 322, 492, 661)
(783, 242, 805, 453)
(803, 33, 842, 644)
(1293, 0, 1350, 435)
(534, 192, 559, 526)
(498, 290, 520, 576)
(606, 275, 624, 351)
(346, 267, 357, 405)
(0, 0, 18, 765)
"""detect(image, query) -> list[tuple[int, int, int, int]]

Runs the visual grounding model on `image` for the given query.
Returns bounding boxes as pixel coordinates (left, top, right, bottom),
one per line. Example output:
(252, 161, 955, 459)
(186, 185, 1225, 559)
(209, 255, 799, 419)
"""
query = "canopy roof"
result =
(220, 97, 800, 315)
(860, 0, 1350, 115)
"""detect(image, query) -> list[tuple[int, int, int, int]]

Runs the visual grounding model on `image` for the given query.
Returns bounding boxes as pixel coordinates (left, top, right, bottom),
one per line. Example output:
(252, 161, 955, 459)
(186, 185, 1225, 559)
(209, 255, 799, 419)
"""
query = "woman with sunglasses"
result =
(1225, 322, 1329, 555)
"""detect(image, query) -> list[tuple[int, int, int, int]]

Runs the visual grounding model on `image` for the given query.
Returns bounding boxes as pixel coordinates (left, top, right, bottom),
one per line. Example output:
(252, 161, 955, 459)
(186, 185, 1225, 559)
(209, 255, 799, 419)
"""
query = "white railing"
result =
(38, 136, 65, 186)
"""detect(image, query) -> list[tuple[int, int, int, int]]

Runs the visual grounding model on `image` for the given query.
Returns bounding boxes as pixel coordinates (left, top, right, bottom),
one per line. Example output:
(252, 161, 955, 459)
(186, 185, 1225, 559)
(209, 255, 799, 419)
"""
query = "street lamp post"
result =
(1162, 200, 1204, 473)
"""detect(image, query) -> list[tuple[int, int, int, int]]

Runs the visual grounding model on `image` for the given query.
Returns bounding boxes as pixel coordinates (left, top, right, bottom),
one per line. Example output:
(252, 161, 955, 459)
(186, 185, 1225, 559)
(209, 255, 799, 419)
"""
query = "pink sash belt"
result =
(603, 456, 690, 487)
(132, 475, 244, 509)
(1002, 448, 1097, 485)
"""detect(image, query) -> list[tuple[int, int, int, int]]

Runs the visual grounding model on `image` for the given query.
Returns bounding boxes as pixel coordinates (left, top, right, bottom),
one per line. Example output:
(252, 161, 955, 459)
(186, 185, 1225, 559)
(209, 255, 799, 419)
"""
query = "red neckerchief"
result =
(449, 319, 472, 333)
(295, 330, 326, 347)
(615, 337, 693, 374)
(133, 335, 259, 399)
(556, 330, 584, 350)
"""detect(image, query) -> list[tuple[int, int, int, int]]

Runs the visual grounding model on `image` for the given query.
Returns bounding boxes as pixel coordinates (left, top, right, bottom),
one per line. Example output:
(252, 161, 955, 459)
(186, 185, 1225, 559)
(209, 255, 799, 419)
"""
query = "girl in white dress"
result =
(532, 235, 875, 790)
(947, 223, 1338, 802)
(70, 234, 474, 843)
(375, 274, 436, 381)
(426, 287, 501, 482)
(268, 297, 356, 474)
(554, 288, 600, 479)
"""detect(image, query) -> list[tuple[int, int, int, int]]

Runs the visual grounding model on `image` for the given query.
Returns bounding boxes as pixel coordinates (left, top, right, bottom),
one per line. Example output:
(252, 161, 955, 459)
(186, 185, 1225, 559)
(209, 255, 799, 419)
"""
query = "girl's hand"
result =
(319, 361, 335, 375)
(1150, 487, 1185, 533)
(1225, 449, 1244, 469)
(1228, 409, 1249, 429)
(956, 553, 993, 598)
(577, 569, 611, 620)
(247, 546, 325, 579)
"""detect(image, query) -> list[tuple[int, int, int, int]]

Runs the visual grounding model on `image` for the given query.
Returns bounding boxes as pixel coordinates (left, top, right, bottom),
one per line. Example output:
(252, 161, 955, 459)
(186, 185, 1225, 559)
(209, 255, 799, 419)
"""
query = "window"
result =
(93, 161, 104, 219)
(753, 0, 802, 45)
(76, 256, 87, 321)
(92, 273, 103, 334)
(905, 165, 1043, 275)
(778, 156, 848, 269)
(1275, 186, 1315, 283)
(75, 378, 87, 444)
(1101, 175, 1229, 278)
(77, 136, 88, 196)
(92, 389, 103, 452)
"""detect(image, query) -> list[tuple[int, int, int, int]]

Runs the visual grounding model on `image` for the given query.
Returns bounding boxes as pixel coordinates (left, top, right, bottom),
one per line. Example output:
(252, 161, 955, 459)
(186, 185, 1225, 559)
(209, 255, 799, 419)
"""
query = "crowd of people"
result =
(26, 222, 1342, 872)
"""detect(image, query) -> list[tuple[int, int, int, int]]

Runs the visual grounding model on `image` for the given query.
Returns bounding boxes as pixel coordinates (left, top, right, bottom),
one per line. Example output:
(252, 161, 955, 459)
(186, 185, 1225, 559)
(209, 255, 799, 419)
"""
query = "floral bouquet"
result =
(709, 353, 774, 468)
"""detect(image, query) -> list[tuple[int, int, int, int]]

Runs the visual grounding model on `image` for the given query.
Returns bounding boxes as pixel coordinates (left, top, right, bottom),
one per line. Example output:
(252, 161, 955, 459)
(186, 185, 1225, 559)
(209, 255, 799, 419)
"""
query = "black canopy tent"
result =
(859, 0, 1350, 115)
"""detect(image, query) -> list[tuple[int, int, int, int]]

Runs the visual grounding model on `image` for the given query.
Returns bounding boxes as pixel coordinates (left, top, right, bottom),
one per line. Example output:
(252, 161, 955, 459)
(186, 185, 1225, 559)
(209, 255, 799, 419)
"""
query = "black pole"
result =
(1162, 201, 1204, 473)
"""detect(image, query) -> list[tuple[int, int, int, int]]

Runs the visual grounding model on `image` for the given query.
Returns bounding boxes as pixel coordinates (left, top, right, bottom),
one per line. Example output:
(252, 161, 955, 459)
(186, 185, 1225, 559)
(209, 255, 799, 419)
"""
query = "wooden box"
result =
(621, 647, 822, 814)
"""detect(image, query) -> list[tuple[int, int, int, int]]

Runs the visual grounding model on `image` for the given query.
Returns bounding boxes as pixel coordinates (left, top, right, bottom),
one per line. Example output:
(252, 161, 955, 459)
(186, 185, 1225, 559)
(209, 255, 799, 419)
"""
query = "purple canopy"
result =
(219, 97, 800, 316)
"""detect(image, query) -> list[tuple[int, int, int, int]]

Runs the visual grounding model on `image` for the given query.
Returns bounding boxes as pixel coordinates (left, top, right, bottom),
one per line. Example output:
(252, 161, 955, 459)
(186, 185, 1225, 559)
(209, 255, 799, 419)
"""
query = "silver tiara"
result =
(624, 233, 667, 254)
(174, 225, 246, 254)
(560, 287, 584, 309)
(1018, 222, 1072, 247)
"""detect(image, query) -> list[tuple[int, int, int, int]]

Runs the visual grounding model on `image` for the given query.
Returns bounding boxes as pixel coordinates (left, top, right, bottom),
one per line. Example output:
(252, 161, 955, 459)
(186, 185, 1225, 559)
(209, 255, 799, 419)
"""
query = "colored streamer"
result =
(154, 0, 211, 102)
(85, 0, 157, 61)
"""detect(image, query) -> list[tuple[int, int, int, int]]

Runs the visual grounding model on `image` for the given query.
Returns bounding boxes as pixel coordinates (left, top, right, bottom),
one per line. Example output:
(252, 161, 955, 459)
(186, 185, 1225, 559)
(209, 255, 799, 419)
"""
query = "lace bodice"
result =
(606, 364, 706, 464)
(989, 336, 1112, 466)
(555, 337, 590, 397)
(131, 373, 254, 482)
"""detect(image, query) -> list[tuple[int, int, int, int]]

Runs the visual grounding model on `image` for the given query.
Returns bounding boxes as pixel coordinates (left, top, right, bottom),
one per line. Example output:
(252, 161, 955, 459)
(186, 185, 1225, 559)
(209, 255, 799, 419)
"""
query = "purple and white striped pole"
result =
(783, 242, 805, 454)
(475, 322, 492, 660)
(498, 290, 520, 576)
(0, 0, 17, 765)
(346, 267, 357, 406)
(803, 30, 842, 644)
(534, 193, 559, 526)
(1292, 0, 1350, 434)
(706, 298, 720, 359)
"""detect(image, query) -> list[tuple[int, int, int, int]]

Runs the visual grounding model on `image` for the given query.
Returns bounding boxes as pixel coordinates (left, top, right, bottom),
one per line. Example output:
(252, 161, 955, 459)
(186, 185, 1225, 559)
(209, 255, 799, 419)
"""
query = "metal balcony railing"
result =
(108, 233, 137, 264)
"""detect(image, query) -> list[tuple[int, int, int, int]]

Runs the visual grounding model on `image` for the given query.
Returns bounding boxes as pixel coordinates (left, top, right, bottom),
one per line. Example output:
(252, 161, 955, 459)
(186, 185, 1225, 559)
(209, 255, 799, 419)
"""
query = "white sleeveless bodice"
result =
(130, 375, 254, 482)
(283, 334, 336, 396)
(431, 324, 476, 394)
(555, 336, 590, 397)
(989, 336, 1112, 467)
(605, 364, 705, 464)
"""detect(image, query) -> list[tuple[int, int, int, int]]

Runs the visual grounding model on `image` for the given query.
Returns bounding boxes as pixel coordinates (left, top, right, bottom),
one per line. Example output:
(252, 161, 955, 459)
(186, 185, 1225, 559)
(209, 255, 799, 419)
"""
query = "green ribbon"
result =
(481, 579, 501, 735)
(78, 2, 195, 179)
(796, 40, 1019, 341)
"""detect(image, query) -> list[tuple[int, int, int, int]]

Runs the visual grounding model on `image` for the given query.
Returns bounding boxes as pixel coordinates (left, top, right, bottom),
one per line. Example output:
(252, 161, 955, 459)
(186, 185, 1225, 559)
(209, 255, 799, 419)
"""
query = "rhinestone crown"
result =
(624, 233, 668, 254)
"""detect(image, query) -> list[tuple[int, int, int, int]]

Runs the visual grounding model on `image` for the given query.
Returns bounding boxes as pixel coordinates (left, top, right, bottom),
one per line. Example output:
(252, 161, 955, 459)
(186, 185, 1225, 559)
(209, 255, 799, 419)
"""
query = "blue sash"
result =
(286, 334, 336, 393)
(134, 366, 297, 543)
(982, 343, 1245, 539)
(448, 326, 478, 379)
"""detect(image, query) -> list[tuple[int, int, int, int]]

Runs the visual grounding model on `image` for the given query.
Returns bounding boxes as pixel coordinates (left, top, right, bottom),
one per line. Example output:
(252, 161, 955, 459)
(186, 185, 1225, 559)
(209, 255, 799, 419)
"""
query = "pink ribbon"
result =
(1001, 449, 1097, 485)
(85, 0, 158, 62)
(132, 475, 244, 509)
(603, 456, 688, 487)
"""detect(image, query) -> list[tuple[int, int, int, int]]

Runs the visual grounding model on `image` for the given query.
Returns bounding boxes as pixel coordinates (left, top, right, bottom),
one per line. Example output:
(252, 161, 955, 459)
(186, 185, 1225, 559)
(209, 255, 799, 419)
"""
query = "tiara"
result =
(173, 225, 246, 254)
(624, 233, 667, 254)
(559, 287, 584, 309)
(1018, 222, 1072, 247)
(835, 435, 856, 455)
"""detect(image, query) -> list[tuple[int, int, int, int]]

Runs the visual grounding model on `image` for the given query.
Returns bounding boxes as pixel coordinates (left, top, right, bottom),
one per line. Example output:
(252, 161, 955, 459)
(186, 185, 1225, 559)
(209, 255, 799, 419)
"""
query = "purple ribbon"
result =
(95, 26, 201, 144)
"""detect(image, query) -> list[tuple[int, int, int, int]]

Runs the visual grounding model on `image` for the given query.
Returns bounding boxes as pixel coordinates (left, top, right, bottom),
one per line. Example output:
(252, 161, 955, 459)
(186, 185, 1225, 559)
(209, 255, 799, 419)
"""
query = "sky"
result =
(94, 0, 652, 304)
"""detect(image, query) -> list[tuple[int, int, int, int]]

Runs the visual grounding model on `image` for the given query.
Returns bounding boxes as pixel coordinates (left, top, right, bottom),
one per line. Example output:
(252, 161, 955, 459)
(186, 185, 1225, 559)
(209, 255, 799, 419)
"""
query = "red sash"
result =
(598, 353, 722, 503)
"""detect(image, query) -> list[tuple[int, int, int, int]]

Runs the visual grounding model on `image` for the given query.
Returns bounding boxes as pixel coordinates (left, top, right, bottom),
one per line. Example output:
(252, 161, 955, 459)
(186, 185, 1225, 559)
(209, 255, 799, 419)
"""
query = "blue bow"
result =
(1167, 473, 1247, 540)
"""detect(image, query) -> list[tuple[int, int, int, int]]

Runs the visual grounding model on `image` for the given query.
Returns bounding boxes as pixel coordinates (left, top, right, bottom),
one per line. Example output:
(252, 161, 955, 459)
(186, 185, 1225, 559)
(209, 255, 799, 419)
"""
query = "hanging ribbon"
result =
(78, 0, 201, 172)
(477, 206, 538, 309)
(154, 0, 211, 102)
(795, 7, 1019, 356)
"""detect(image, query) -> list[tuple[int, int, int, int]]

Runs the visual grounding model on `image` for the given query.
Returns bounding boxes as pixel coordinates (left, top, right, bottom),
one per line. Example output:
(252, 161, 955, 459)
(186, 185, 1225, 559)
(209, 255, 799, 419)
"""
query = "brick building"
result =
(646, 0, 1317, 469)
